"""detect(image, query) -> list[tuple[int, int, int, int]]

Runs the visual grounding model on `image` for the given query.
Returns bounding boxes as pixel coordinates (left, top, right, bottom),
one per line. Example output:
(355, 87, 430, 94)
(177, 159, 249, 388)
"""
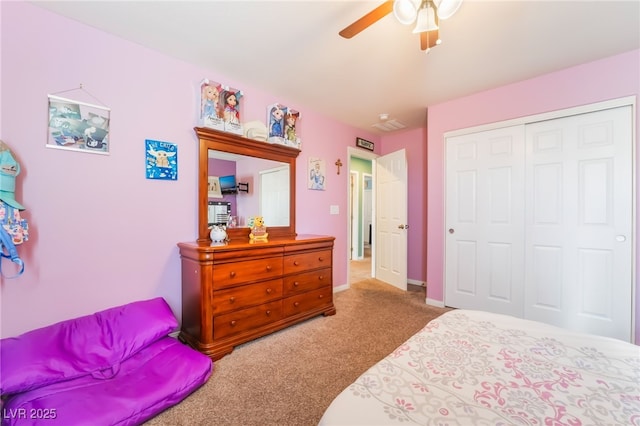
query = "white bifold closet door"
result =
(445, 125, 526, 318)
(445, 105, 633, 342)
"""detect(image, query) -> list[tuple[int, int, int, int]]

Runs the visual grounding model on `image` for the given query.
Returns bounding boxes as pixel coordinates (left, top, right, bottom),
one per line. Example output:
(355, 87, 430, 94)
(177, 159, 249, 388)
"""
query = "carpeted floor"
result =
(146, 273, 449, 426)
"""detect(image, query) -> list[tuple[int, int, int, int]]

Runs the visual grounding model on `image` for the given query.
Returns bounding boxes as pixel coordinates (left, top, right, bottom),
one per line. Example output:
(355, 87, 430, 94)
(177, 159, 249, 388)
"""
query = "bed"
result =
(319, 310, 640, 425)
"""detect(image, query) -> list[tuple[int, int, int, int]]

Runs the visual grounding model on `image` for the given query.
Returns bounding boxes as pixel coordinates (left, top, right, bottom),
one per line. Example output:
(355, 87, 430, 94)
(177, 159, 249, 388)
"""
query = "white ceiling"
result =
(30, 0, 640, 135)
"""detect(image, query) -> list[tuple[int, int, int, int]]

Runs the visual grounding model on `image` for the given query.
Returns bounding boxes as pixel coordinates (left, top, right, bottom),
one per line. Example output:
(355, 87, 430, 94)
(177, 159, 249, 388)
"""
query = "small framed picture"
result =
(308, 158, 326, 190)
(356, 137, 374, 151)
(208, 176, 222, 198)
(146, 139, 177, 180)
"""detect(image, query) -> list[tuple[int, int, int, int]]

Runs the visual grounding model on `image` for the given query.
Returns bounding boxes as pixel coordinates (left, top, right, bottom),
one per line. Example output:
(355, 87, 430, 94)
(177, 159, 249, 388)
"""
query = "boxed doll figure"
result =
(199, 79, 224, 130)
(267, 103, 301, 149)
(267, 103, 286, 145)
(221, 86, 243, 135)
(284, 108, 301, 149)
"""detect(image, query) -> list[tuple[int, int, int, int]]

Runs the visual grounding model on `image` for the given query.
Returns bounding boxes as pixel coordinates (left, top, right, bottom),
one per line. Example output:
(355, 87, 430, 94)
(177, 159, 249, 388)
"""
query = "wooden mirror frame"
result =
(195, 127, 300, 242)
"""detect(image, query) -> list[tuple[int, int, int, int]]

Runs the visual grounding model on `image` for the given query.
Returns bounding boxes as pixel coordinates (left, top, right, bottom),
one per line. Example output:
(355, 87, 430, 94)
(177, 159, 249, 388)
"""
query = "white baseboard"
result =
(407, 278, 425, 287)
(425, 298, 445, 308)
(333, 283, 350, 293)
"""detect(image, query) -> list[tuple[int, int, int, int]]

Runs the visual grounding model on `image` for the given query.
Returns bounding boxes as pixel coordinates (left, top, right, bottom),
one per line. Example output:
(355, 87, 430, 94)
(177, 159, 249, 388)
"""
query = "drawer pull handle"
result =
(293, 261, 299, 266)
(266, 265, 272, 271)
(230, 320, 237, 327)
(319, 294, 324, 299)
(293, 281, 299, 287)
(294, 302, 300, 307)
(318, 257, 324, 262)
(266, 310, 271, 316)
(266, 288, 272, 294)
(319, 275, 324, 281)
(230, 271, 236, 278)
(229, 297, 236, 303)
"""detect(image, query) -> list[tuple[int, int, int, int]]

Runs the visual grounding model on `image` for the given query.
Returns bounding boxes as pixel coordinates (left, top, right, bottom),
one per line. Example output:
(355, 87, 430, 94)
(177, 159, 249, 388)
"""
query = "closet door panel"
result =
(445, 103, 633, 342)
(445, 126, 525, 316)
(525, 106, 632, 341)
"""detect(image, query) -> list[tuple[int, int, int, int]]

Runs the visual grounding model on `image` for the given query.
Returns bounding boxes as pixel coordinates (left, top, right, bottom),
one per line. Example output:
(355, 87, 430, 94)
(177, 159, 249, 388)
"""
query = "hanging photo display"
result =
(47, 95, 111, 155)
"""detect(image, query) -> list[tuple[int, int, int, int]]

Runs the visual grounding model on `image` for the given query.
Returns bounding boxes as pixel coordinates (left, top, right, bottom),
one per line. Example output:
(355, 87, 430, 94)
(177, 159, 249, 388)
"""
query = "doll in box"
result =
(268, 104, 285, 139)
(201, 82, 221, 119)
(223, 91, 240, 125)
(285, 110, 299, 143)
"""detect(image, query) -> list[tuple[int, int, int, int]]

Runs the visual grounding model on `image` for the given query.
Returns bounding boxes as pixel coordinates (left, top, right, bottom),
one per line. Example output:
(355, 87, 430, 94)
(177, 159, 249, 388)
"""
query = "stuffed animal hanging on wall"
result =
(0, 140, 28, 278)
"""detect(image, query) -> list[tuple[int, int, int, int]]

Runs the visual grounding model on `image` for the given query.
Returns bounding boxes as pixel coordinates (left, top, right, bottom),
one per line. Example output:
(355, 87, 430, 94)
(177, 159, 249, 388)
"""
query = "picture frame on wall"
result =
(356, 137, 374, 151)
(208, 176, 222, 198)
(47, 95, 111, 155)
(308, 157, 326, 190)
(145, 139, 178, 180)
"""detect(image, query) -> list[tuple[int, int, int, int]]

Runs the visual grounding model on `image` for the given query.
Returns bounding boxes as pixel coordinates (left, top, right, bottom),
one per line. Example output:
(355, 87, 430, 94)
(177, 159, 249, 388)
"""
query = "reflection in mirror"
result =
(208, 150, 290, 228)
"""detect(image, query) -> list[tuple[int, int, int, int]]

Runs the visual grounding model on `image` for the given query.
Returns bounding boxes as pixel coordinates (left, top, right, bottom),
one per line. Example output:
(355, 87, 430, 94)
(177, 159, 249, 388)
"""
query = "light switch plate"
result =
(330, 205, 339, 215)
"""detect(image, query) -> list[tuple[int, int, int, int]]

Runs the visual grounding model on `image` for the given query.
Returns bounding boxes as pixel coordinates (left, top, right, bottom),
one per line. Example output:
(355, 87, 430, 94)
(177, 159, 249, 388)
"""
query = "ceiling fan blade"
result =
(420, 29, 439, 50)
(339, 1, 394, 39)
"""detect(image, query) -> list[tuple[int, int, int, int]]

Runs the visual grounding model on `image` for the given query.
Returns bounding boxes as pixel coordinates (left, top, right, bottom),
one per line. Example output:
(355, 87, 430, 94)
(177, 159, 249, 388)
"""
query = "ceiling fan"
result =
(339, 0, 463, 52)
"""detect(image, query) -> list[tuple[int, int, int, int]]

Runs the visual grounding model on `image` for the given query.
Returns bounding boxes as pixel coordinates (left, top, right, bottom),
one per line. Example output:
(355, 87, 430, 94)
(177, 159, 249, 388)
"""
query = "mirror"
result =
(207, 151, 290, 228)
(196, 127, 300, 242)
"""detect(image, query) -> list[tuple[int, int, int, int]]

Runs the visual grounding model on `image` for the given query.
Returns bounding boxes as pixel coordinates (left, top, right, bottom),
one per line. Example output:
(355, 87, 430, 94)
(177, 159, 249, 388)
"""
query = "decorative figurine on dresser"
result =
(178, 127, 336, 360)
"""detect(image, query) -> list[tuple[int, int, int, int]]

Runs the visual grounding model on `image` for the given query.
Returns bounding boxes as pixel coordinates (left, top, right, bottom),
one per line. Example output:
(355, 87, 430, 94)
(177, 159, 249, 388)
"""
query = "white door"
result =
(260, 165, 289, 226)
(445, 126, 526, 317)
(524, 106, 633, 341)
(444, 104, 633, 342)
(376, 149, 408, 290)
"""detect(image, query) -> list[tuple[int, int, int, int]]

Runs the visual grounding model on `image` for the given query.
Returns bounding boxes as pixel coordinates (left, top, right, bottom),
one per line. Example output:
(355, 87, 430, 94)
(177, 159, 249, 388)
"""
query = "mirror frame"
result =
(195, 127, 300, 242)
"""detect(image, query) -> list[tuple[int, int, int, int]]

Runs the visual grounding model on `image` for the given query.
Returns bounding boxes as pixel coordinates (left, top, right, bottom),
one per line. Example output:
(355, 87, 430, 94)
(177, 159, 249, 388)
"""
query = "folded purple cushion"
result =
(2, 337, 213, 426)
(1, 297, 178, 395)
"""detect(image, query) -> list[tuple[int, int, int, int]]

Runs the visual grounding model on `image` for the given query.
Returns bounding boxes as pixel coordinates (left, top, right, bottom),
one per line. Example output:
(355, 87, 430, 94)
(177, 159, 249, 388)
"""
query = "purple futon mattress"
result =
(1, 297, 212, 425)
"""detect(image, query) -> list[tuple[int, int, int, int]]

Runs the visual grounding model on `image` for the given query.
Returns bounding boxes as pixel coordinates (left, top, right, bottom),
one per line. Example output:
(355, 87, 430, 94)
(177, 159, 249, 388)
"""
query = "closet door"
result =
(524, 106, 633, 341)
(445, 126, 526, 317)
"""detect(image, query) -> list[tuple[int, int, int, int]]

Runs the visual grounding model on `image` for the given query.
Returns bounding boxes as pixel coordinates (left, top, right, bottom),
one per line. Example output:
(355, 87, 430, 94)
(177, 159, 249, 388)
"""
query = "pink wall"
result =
(426, 49, 640, 343)
(2, 1, 636, 342)
(0, 1, 379, 337)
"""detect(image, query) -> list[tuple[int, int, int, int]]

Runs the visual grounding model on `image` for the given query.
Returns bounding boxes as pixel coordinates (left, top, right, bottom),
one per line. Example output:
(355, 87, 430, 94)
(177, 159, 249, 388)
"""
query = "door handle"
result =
(398, 224, 405, 229)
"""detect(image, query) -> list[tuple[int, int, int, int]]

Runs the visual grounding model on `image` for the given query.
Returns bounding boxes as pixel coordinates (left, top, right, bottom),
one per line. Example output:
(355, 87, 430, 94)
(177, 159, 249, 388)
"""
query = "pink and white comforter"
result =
(319, 310, 640, 425)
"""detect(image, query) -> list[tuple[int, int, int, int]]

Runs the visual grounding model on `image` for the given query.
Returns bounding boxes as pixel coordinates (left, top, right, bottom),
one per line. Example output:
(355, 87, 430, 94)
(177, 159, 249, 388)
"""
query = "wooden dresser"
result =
(178, 235, 335, 360)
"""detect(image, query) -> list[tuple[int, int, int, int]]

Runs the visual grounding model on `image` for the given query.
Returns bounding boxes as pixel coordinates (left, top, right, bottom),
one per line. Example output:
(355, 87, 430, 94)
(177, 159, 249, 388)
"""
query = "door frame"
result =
(350, 170, 361, 260)
(347, 147, 378, 288)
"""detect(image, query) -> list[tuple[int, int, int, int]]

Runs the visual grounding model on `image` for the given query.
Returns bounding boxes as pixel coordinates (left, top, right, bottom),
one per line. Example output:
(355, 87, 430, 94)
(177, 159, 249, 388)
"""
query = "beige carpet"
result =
(146, 275, 450, 426)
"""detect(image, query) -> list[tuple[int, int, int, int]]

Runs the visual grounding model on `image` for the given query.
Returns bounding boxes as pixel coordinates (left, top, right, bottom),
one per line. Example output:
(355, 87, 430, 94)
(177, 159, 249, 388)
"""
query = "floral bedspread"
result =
(319, 310, 640, 426)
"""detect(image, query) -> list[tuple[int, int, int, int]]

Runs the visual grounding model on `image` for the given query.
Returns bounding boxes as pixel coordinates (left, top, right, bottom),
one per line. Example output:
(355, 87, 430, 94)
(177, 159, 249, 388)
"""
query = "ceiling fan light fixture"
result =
(412, 3, 439, 34)
(434, 0, 463, 20)
(393, 0, 421, 25)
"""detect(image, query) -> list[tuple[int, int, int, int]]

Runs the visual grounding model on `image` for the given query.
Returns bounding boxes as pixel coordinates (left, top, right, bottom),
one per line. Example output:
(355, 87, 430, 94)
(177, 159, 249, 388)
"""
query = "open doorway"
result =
(348, 147, 377, 285)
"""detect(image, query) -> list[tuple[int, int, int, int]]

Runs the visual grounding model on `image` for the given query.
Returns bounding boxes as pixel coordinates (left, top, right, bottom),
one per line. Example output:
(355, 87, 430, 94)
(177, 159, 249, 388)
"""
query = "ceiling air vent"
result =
(372, 119, 406, 131)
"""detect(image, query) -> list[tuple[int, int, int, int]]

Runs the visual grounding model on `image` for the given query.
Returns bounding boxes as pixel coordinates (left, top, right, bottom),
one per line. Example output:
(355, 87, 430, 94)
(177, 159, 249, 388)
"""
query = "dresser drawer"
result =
(283, 267, 331, 296)
(213, 257, 283, 289)
(283, 249, 332, 274)
(212, 279, 283, 315)
(283, 287, 332, 317)
(213, 301, 282, 339)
